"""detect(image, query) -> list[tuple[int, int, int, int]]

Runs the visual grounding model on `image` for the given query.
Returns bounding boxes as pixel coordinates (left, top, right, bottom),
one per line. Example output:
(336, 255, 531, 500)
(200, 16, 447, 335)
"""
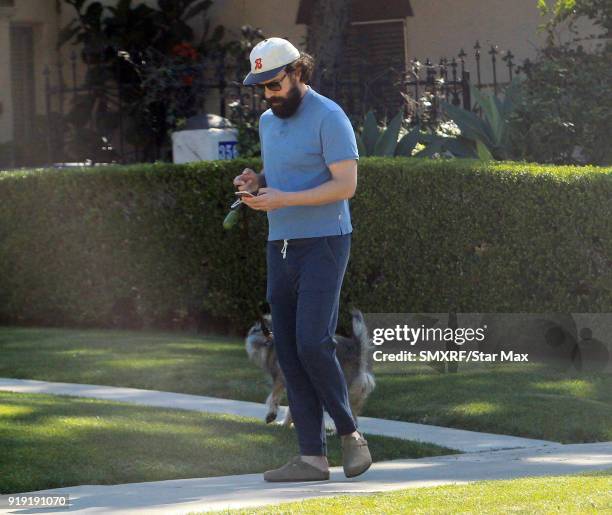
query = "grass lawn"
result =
(0, 391, 455, 494)
(203, 469, 612, 514)
(1, 326, 611, 443)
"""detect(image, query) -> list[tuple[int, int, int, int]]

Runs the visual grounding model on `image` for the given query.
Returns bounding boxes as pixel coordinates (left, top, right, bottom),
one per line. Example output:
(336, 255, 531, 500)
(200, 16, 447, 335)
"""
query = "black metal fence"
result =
(41, 41, 525, 166)
(42, 49, 252, 165)
(324, 40, 526, 125)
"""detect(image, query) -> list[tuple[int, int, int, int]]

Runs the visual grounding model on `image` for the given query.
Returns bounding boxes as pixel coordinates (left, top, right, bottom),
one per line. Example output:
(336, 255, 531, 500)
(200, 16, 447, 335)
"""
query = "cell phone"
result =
(235, 191, 256, 197)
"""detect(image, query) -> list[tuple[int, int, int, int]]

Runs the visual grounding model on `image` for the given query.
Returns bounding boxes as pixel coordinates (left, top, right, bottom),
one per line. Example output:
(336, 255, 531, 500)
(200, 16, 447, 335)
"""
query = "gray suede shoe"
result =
(342, 432, 372, 478)
(263, 455, 330, 482)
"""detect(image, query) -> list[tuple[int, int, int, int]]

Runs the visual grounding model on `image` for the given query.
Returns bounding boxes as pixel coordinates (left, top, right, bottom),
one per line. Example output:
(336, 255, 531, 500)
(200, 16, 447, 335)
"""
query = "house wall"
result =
(208, 0, 306, 46)
(405, 0, 602, 88)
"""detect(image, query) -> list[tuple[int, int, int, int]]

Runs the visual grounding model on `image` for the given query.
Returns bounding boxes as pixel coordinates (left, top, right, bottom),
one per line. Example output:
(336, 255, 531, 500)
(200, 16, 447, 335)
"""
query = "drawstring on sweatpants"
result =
(281, 239, 288, 259)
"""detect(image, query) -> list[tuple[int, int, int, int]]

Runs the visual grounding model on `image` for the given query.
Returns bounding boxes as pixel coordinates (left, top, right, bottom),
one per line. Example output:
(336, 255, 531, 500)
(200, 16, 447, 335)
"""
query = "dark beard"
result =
(268, 85, 303, 118)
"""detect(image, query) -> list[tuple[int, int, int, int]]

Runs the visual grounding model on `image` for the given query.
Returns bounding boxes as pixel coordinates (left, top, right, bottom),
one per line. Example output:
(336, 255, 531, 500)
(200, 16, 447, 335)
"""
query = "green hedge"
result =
(1, 157, 611, 335)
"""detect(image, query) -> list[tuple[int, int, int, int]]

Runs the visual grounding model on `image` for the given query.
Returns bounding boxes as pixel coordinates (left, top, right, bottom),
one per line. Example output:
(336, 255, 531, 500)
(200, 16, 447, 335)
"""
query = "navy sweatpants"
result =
(266, 233, 357, 456)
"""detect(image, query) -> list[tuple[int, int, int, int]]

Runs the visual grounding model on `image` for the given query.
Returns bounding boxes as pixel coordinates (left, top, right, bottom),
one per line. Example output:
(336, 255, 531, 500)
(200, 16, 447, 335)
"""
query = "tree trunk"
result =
(306, 0, 351, 95)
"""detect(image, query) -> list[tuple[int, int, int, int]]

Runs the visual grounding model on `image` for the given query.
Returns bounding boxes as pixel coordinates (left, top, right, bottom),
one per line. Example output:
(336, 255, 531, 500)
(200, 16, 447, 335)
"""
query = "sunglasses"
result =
(258, 71, 289, 92)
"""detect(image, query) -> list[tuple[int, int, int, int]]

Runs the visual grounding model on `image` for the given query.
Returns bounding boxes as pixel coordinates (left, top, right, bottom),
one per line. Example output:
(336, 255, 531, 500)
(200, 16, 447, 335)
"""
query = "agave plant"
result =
(426, 76, 524, 161)
(355, 111, 421, 157)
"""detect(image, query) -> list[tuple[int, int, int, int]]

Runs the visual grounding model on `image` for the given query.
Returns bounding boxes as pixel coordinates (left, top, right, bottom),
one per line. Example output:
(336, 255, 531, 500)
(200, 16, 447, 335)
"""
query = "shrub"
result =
(0, 158, 611, 334)
(508, 0, 612, 165)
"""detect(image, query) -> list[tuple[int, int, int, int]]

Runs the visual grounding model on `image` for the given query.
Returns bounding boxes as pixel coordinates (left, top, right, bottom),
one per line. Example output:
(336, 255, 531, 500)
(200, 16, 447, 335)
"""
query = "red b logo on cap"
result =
(255, 58, 263, 70)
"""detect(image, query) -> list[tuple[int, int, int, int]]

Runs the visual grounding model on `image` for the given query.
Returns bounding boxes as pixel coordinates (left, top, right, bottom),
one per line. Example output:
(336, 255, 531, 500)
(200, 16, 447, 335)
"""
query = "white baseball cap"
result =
(243, 37, 300, 86)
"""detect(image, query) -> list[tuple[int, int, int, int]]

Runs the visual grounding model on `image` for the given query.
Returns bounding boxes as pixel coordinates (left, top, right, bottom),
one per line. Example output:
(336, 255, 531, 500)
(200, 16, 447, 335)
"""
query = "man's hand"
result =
(242, 187, 287, 211)
(233, 168, 259, 193)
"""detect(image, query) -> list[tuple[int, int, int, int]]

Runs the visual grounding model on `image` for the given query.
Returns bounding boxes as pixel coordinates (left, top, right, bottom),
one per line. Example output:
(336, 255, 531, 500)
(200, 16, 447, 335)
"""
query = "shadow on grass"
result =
(1, 326, 611, 443)
(0, 391, 456, 495)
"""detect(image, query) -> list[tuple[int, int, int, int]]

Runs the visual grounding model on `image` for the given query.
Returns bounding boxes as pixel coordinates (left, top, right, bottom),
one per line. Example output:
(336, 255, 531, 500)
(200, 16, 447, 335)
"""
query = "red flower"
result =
(172, 42, 199, 61)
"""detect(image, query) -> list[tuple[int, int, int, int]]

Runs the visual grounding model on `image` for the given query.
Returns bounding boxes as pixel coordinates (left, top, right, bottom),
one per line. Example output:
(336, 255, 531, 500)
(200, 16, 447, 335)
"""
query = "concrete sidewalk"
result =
(0, 377, 556, 453)
(1, 442, 610, 515)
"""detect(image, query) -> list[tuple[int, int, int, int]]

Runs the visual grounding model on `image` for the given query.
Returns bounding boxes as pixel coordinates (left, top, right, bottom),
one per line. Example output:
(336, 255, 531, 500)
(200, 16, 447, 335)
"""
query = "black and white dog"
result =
(245, 308, 376, 431)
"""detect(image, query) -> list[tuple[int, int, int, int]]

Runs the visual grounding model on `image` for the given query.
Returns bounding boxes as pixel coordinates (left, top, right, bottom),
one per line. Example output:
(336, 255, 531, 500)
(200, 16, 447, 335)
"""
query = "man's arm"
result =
(283, 159, 357, 207)
(243, 160, 357, 211)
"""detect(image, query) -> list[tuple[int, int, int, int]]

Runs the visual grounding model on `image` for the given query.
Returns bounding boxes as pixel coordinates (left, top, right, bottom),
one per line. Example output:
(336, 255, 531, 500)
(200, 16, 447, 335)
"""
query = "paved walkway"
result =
(2, 378, 610, 515)
(1, 442, 610, 514)
(0, 378, 555, 453)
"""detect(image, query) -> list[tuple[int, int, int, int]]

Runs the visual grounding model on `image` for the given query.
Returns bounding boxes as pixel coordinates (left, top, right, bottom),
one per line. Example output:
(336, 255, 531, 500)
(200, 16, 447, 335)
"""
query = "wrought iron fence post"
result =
(489, 44, 499, 95)
(424, 58, 437, 125)
(503, 49, 515, 82)
(450, 57, 460, 106)
(458, 48, 466, 76)
(425, 57, 435, 86)
(439, 57, 447, 103)
(409, 58, 421, 126)
(461, 70, 471, 111)
(474, 40, 482, 90)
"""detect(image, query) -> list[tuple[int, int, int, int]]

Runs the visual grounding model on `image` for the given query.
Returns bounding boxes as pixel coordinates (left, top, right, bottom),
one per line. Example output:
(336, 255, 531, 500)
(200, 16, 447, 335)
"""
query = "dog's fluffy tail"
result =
(350, 307, 376, 393)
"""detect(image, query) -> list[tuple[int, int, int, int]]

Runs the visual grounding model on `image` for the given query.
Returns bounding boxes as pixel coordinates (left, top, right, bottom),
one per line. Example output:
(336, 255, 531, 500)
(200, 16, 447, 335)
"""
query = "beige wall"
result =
(208, 0, 305, 47)
(405, 0, 602, 89)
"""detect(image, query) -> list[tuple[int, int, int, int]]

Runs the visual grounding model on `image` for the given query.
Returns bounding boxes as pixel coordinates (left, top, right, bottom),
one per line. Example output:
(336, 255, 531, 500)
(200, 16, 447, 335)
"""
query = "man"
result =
(233, 37, 371, 482)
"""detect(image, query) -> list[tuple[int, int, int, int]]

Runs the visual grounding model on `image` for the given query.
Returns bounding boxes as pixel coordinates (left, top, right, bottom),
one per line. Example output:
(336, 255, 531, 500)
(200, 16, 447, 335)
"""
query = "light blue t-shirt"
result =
(259, 86, 358, 241)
